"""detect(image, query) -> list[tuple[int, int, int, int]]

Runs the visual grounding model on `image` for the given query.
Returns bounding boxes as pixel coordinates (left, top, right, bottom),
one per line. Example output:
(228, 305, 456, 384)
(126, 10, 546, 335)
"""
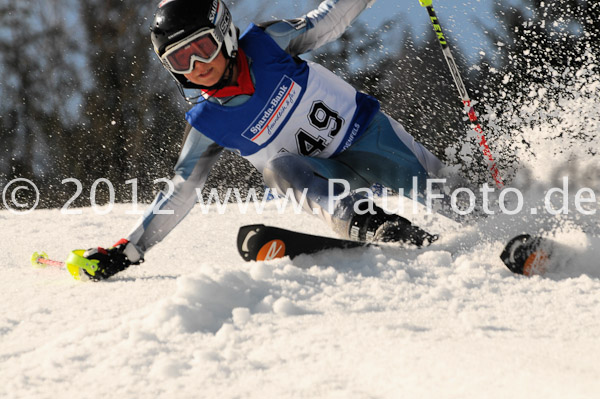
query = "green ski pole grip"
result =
(66, 249, 99, 280)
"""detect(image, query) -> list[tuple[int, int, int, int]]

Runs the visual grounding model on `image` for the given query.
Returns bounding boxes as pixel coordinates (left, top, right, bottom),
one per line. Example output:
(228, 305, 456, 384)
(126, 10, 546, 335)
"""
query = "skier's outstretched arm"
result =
(261, 0, 376, 56)
(83, 125, 223, 280)
(127, 125, 223, 253)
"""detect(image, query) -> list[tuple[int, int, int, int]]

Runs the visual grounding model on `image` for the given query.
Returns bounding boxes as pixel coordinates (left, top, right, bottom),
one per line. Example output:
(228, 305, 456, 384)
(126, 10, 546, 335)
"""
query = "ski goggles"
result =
(161, 28, 222, 74)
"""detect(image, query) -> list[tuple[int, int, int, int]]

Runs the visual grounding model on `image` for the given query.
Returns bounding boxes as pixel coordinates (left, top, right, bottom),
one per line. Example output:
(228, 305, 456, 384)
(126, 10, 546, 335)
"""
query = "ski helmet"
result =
(151, 0, 238, 89)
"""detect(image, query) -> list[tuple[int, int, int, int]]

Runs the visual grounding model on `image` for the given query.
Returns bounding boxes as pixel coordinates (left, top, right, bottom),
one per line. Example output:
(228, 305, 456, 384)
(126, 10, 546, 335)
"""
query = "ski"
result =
(239, 225, 561, 277)
(237, 224, 370, 262)
(500, 234, 554, 276)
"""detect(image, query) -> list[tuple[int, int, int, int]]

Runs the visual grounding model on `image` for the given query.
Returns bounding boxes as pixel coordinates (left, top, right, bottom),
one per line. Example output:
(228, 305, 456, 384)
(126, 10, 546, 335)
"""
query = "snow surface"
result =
(2, 193, 600, 398)
(3, 40, 600, 399)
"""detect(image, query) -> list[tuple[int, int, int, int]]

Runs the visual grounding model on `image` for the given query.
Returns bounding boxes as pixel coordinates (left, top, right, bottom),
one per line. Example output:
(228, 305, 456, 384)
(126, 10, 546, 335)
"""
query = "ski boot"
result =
(348, 203, 437, 247)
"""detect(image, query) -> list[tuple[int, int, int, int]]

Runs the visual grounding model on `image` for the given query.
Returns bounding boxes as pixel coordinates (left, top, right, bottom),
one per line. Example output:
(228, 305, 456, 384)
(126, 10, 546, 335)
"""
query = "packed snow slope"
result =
(2, 48, 600, 399)
(2, 192, 600, 399)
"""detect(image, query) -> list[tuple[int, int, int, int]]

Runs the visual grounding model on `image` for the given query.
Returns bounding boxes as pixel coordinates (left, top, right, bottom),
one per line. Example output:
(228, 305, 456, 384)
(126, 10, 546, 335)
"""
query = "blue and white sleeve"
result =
(126, 126, 223, 254)
(262, 0, 376, 56)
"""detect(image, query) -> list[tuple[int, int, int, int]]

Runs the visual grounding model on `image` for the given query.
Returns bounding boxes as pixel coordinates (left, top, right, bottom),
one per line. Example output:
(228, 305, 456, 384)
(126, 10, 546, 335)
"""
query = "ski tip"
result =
(237, 225, 290, 262)
(500, 234, 550, 276)
(237, 224, 265, 262)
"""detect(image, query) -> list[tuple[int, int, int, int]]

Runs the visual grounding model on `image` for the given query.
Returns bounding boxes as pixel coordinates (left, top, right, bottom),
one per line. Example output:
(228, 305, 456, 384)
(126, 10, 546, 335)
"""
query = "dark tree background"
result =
(1, 0, 596, 209)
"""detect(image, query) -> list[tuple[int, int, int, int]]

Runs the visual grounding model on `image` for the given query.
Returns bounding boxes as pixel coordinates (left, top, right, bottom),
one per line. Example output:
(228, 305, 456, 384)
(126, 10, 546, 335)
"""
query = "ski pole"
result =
(419, 0, 504, 189)
(31, 251, 65, 268)
(31, 250, 99, 280)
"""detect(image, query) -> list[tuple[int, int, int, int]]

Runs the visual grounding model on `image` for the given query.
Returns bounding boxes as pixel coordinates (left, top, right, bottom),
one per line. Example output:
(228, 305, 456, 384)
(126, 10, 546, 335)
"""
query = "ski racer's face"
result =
(184, 51, 230, 87)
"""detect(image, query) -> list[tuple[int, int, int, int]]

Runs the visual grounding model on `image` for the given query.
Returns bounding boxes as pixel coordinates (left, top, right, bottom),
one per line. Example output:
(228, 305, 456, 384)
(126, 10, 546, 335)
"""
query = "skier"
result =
(82, 0, 450, 280)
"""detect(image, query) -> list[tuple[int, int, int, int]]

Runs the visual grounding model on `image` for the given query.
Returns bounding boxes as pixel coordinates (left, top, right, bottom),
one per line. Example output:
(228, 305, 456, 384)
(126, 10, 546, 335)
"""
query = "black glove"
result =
(83, 239, 143, 280)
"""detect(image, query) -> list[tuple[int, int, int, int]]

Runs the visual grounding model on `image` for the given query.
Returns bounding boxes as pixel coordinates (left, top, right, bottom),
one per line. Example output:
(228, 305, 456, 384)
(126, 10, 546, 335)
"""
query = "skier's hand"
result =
(83, 239, 143, 280)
